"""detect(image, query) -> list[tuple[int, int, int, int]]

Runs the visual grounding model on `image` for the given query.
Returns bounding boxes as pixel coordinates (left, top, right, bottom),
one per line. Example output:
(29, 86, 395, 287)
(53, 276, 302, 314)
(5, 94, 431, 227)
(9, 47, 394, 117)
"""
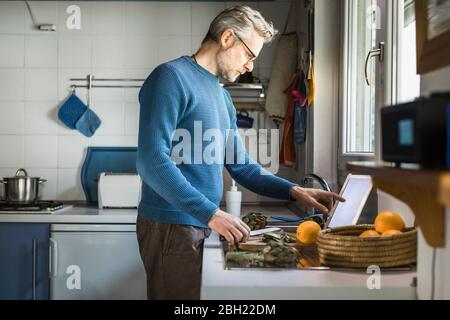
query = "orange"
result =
(359, 230, 380, 238)
(381, 229, 402, 237)
(374, 211, 405, 234)
(296, 221, 321, 244)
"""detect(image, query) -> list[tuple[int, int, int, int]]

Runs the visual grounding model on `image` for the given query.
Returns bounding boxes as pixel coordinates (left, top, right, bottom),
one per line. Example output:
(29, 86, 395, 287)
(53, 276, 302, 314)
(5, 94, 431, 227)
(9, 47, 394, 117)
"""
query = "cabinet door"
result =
(0, 223, 50, 300)
(50, 231, 146, 300)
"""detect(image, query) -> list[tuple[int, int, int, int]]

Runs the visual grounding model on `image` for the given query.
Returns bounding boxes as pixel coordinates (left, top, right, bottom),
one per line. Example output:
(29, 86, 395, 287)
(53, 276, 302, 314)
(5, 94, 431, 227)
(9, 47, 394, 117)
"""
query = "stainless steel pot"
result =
(0, 169, 47, 203)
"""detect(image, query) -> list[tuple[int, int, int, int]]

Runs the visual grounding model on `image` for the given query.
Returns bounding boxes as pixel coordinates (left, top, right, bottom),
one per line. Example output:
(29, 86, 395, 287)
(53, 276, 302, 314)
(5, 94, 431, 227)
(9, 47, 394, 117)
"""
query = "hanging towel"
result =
(75, 107, 101, 137)
(293, 70, 308, 145)
(307, 56, 315, 106)
(279, 73, 299, 168)
(58, 93, 88, 129)
(294, 104, 307, 145)
(265, 33, 298, 123)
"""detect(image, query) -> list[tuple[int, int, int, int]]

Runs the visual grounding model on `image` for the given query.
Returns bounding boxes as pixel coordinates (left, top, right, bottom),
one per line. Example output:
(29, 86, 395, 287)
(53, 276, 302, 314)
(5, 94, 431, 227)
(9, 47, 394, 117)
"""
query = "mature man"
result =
(136, 6, 344, 300)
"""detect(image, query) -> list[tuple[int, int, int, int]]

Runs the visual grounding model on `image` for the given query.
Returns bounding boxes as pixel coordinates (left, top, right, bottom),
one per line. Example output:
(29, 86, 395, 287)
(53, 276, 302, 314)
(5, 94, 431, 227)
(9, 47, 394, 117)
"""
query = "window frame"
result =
(338, 0, 398, 184)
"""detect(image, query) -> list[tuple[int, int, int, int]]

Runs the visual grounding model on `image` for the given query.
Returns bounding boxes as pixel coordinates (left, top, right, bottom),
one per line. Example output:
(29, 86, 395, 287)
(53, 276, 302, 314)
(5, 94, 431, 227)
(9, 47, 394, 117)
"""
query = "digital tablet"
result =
(326, 174, 373, 228)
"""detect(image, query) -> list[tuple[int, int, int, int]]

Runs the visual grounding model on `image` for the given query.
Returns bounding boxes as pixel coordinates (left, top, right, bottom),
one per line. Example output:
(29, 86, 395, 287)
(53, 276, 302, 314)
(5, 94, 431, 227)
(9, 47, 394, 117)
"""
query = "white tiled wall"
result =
(0, 0, 291, 201)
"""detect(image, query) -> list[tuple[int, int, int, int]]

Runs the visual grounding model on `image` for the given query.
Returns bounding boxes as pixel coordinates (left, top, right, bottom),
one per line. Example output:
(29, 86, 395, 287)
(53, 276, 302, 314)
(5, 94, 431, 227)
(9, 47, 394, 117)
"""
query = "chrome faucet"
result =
(301, 174, 332, 192)
(300, 173, 333, 221)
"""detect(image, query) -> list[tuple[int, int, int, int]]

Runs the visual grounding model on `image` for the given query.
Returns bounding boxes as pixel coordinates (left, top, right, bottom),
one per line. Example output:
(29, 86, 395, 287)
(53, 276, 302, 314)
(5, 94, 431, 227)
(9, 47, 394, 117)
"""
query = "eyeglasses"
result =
(234, 34, 257, 62)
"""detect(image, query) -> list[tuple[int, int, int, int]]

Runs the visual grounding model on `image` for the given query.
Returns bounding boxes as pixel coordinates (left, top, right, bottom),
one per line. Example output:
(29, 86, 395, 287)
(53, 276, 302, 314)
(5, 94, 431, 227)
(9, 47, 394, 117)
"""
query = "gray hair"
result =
(202, 5, 278, 45)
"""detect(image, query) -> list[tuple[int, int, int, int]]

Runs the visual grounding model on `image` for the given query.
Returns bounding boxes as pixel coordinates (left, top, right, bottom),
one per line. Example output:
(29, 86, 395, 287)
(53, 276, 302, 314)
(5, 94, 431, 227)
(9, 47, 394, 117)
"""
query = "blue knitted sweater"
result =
(137, 56, 297, 228)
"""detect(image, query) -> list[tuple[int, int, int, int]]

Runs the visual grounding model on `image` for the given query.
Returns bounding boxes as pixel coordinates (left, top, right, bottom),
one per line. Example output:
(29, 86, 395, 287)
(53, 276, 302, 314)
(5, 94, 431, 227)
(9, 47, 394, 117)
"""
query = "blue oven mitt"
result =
(58, 93, 88, 129)
(75, 108, 101, 137)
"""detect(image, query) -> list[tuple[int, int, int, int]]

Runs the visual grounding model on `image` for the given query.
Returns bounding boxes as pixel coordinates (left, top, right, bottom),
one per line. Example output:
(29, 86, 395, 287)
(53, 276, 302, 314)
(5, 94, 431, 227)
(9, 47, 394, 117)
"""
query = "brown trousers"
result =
(136, 215, 211, 300)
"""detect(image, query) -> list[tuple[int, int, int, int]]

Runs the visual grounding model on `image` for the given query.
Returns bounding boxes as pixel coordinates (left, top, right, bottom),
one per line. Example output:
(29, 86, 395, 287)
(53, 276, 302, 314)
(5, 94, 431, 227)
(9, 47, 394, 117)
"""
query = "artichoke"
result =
(242, 212, 267, 230)
(263, 240, 300, 268)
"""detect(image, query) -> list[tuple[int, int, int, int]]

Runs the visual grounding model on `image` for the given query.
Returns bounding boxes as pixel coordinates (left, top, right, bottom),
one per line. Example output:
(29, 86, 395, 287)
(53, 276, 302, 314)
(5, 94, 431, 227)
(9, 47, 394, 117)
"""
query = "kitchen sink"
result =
(221, 225, 329, 271)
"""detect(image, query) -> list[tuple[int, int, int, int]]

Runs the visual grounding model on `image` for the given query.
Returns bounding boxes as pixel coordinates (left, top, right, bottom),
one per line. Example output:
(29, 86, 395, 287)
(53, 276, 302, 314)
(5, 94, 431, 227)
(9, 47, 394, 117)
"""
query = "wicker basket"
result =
(317, 225, 417, 268)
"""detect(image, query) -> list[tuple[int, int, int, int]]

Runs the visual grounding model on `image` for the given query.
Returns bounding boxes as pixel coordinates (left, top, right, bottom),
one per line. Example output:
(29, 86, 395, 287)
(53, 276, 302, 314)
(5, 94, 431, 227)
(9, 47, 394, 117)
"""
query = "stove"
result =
(0, 200, 65, 213)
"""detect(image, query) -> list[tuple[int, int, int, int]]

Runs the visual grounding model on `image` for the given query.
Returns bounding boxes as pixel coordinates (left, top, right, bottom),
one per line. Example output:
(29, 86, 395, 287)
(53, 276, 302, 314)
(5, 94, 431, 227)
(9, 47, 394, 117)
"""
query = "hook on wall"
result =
(24, 1, 56, 31)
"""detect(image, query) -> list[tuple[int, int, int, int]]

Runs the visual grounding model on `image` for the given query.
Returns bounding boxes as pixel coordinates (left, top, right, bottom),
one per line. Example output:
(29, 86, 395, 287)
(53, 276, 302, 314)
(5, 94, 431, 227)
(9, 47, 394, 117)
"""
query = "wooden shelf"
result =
(347, 162, 449, 248)
(234, 102, 265, 111)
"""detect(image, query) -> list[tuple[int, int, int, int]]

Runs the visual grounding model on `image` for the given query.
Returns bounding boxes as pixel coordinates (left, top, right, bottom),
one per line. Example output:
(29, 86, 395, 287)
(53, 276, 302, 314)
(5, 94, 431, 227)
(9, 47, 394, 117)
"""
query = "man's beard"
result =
(217, 50, 240, 83)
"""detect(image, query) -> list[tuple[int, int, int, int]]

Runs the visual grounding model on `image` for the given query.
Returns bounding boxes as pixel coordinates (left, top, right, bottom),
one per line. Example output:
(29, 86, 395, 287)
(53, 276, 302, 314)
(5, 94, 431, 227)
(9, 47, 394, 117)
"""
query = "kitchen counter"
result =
(0, 202, 293, 225)
(201, 206, 417, 300)
(0, 203, 418, 299)
(0, 205, 138, 224)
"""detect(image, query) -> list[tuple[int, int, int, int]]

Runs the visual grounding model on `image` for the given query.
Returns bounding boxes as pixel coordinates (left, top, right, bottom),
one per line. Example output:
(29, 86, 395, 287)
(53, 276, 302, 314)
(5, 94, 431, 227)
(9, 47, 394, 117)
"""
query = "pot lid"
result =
(3, 168, 38, 179)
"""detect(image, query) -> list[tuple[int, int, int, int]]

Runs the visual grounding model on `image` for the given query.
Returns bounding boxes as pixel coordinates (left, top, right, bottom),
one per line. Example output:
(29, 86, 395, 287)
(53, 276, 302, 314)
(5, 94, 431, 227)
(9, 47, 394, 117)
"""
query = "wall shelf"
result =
(222, 83, 266, 111)
(347, 162, 449, 248)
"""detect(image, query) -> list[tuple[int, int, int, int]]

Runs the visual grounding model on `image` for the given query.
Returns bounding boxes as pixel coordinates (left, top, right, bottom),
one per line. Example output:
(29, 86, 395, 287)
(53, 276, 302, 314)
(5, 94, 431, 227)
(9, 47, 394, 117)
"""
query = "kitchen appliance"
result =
(97, 173, 141, 209)
(50, 224, 146, 300)
(0, 169, 47, 204)
(381, 92, 450, 168)
(81, 147, 138, 206)
(0, 200, 64, 213)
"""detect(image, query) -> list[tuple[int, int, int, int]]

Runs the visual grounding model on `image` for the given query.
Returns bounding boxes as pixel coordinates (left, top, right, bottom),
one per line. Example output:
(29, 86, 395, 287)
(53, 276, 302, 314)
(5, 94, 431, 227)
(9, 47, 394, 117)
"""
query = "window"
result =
(342, 0, 380, 155)
(398, 0, 421, 103)
(339, 0, 421, 183)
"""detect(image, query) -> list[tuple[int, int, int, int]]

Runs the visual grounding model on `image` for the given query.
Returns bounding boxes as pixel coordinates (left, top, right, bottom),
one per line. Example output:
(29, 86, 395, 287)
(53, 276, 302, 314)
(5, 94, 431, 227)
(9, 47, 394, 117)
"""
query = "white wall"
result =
(0, 0, 293, 201)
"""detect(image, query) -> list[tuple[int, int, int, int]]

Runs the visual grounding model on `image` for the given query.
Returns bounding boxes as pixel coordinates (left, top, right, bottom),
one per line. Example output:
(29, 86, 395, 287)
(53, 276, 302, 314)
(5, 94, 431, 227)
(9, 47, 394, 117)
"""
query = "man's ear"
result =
(220, 29, 235, 49)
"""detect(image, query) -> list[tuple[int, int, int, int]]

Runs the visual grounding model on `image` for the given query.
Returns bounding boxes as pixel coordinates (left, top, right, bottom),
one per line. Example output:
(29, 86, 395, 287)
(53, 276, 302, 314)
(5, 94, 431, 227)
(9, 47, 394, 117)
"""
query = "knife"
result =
(249, 227, 281, 236)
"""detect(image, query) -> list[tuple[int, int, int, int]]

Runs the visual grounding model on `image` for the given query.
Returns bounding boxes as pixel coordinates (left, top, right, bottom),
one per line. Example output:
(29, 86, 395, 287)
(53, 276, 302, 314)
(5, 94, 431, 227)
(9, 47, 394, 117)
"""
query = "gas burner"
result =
(0, 200, 64, 212)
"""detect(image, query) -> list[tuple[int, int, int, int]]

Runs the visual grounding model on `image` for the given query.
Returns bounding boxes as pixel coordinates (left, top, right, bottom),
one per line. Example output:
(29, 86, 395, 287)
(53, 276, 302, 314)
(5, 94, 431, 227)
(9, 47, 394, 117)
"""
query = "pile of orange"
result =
(295, 211, 407, 242)
(359, 211, 406, 238)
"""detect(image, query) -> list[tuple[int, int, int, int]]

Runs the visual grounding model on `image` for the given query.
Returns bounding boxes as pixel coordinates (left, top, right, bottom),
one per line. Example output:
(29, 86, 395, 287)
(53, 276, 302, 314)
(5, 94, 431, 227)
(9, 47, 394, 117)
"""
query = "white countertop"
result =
(0, 205, 138, 224)
(0, 202, 291, 225)
(201, 206, 417, 300)
(0, 203, 418, 299)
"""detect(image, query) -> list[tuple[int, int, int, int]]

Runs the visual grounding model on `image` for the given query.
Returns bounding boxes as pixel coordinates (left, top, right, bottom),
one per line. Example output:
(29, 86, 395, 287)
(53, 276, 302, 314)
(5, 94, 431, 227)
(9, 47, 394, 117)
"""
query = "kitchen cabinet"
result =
(0, 223, 49, 300)
(50, 224, 146, 300)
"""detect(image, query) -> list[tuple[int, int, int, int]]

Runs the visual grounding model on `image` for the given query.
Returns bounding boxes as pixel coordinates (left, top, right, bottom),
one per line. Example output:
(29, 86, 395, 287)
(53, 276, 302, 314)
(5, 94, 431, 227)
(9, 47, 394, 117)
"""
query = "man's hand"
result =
(208, 209, 251, 243)
(290, 186, 345, 214)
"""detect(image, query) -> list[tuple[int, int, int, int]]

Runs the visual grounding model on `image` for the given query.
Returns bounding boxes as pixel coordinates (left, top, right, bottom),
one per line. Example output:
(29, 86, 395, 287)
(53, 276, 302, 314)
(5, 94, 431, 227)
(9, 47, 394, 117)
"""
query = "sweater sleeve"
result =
(224, 97, 297, 200)
(136, 65, 218, 225)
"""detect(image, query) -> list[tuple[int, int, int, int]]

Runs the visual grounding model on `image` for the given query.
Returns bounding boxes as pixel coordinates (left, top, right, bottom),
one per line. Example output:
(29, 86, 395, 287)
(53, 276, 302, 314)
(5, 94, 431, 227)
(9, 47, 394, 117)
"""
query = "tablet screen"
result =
(327, 175, 373, 228)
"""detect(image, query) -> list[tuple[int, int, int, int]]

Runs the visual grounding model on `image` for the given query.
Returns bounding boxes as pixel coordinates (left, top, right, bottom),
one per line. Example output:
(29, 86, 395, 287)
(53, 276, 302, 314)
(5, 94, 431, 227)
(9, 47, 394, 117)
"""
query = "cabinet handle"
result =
(32, 238, 37, 300)
(49, 238, 58, 278)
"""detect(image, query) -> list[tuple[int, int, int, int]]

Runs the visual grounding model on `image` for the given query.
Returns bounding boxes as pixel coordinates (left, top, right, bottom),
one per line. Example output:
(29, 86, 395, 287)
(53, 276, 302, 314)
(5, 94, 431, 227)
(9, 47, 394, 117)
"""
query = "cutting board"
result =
(238, 241, 270, 252)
